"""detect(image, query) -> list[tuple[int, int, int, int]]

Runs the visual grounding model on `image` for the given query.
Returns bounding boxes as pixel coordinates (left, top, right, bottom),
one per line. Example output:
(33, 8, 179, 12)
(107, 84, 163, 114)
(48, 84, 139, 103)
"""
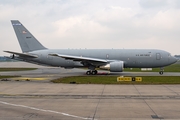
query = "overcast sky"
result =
(0, 0, 180, 56)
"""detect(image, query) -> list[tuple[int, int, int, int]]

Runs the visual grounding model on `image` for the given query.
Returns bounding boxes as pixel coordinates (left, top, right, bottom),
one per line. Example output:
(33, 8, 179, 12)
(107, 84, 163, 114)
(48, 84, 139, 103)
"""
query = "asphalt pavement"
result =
(0, 62, 180, 120)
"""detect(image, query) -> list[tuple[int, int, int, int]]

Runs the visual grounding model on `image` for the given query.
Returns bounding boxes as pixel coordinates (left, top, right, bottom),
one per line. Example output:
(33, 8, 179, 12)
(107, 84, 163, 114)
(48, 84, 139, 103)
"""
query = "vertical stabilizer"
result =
(11, 20, 46, 52)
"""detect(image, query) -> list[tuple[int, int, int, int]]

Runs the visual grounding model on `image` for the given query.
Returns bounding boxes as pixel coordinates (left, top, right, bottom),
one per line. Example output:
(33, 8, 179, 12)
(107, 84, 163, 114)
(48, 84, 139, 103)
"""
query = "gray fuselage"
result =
(23, 49, 177, 69)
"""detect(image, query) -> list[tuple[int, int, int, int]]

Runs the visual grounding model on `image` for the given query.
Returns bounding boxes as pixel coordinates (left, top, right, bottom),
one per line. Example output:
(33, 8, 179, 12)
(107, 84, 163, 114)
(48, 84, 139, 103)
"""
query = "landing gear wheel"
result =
(86, 71, 91, 75)
(86, 70, 98, 75)
(94, 70, 98, 74)
(92, 70, 98, 75)
(159, 71, 163, 75)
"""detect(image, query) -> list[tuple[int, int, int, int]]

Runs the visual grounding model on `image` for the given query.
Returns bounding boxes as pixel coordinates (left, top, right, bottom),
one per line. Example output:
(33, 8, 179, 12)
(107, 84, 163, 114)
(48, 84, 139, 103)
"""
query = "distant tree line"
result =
(0, 56, 15, 62)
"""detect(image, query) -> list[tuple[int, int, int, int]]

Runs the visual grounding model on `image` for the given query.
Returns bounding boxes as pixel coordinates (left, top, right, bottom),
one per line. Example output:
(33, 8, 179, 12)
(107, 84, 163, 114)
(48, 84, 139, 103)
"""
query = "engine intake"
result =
(100, 61, 124, 72)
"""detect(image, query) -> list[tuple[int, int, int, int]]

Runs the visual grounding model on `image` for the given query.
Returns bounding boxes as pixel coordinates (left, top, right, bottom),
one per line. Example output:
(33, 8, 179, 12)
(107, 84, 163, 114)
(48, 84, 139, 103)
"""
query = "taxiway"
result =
(0, 62, 180, 119)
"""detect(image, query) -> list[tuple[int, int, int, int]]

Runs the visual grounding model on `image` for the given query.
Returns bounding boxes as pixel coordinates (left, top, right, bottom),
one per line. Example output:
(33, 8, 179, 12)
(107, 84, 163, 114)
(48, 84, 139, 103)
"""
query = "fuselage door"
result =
(156, 53, 161, 60)
(106, 54, 109, 60)
(47, 55, 53, 60)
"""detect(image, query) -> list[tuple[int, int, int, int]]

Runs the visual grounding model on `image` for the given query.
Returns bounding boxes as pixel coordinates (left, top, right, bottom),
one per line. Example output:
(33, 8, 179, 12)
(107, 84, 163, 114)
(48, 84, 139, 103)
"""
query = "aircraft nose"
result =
(171, 56, 178, 64)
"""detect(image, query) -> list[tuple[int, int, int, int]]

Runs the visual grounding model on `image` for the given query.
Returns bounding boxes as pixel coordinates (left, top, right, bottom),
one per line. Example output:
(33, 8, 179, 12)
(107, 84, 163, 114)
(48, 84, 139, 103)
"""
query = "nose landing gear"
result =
(159, 67, 164, 75)
(159, 71, 163, 75)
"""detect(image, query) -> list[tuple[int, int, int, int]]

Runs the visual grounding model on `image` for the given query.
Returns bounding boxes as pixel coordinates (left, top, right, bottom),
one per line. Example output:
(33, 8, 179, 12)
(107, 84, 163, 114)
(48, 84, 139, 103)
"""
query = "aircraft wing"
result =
(49, 53, 108, 65)
(4, 51, 38, 58)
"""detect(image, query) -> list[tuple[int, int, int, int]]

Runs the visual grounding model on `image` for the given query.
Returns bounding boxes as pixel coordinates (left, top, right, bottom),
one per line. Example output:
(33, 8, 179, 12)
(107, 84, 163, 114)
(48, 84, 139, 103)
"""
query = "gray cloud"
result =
(173, 0, 180, 8)
(139, 0, 168, 9)
(0, 0, 180, 56)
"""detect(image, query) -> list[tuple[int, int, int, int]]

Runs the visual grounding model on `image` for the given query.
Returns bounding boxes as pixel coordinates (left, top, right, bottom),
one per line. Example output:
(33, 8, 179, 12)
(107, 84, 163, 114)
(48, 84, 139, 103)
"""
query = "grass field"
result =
(52, 62, 180, 84)
(0, 68, 37, 72)
(51, 76, 180, 84)
(0, 76, 20, 79)
(124, 61, 180, 72)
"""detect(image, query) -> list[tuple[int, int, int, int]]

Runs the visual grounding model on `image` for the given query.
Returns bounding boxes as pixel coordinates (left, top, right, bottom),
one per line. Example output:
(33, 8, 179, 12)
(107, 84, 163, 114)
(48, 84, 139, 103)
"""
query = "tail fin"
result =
(11, 20, 47, 53)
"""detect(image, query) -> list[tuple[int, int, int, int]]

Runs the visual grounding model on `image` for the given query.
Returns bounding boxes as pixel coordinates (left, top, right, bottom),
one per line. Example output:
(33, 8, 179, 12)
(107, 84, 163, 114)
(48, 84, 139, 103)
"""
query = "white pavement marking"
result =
(0, 101, 95, 120)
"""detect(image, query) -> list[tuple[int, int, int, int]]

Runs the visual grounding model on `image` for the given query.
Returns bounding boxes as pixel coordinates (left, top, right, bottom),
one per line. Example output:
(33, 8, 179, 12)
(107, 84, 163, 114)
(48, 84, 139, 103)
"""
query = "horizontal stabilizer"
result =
(4, 51, 38, 58)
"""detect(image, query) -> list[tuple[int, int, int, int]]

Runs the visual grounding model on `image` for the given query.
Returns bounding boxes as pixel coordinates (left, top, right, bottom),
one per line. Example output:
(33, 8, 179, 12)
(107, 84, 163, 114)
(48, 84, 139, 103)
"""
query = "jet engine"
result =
(100, 61, 124, 72)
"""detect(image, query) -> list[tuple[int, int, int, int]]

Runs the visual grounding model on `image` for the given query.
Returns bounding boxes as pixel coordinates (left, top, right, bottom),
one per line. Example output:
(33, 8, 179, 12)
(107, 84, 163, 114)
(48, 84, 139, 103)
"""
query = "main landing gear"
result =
(86, 70, 98, 75)
(159, 67, 164, 75)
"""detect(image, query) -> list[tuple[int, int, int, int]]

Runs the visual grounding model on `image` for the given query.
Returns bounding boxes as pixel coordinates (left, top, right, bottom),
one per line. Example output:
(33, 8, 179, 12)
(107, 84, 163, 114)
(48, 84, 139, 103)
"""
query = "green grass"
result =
(124, 61, 180, 72)
(52, 62, 180, 84)
(0, 68, 37, 72)
(0, 76, 20, 79)
(51, 76, 180, 84)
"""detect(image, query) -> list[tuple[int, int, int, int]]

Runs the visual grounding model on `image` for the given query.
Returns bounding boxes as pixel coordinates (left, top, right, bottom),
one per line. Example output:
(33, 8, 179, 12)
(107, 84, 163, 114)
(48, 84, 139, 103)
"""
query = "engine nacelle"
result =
(100, 61, 124, 72)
